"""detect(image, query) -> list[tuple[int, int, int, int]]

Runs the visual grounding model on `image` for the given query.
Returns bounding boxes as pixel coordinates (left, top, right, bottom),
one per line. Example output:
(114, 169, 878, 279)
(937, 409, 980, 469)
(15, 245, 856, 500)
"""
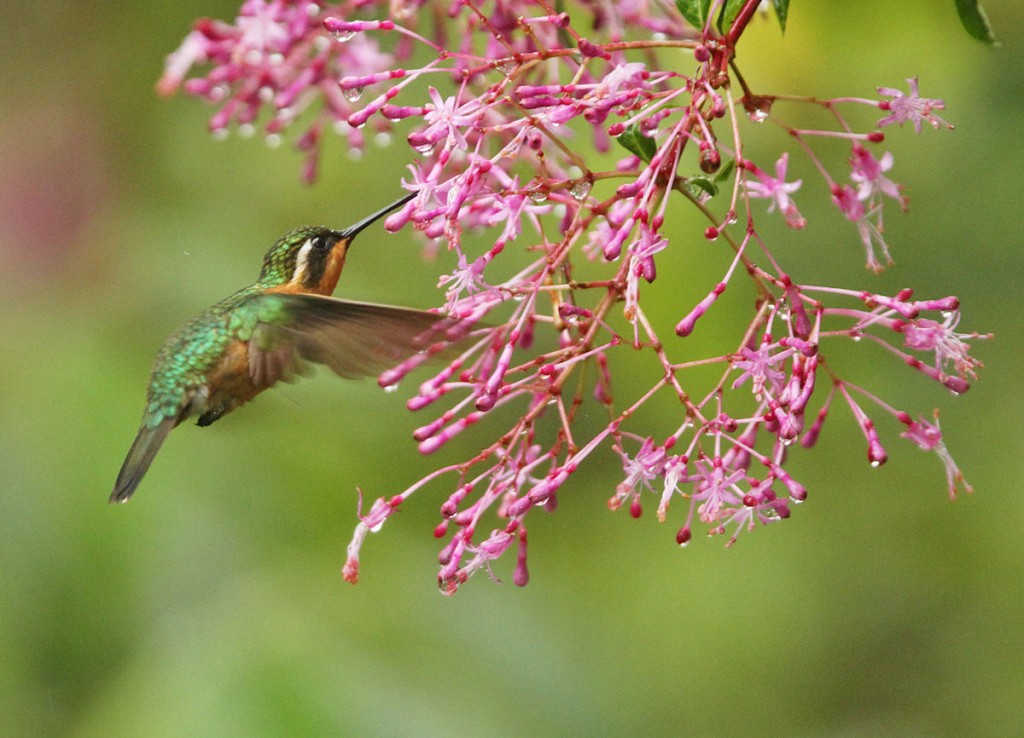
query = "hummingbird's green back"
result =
(144, 286, 261, 426)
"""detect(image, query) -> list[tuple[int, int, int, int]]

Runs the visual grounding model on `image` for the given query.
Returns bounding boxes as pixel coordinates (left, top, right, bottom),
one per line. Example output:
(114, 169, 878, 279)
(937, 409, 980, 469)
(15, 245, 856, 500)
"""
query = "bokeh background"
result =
(2, 1, 1022, 735)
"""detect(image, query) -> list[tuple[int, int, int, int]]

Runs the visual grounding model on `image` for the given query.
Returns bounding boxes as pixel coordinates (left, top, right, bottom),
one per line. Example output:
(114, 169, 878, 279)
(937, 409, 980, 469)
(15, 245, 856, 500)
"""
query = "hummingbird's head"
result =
(257, 192, 415, 295)
(258, 226, 349, 294)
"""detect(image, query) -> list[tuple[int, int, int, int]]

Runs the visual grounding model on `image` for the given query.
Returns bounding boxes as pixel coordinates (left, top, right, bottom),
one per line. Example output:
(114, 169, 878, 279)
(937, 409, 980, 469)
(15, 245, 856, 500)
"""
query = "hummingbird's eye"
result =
(311, 236, 330, 251)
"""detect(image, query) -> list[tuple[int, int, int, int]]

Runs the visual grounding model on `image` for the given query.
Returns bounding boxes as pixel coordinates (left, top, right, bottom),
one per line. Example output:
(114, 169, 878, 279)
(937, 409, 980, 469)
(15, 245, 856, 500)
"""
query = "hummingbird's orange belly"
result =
(201, 339, 265, 417)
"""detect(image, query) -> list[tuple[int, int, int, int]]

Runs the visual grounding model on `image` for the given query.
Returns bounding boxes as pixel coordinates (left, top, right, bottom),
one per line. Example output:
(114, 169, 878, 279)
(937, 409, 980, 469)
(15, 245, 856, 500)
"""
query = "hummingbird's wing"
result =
(247, 294, 451, 386)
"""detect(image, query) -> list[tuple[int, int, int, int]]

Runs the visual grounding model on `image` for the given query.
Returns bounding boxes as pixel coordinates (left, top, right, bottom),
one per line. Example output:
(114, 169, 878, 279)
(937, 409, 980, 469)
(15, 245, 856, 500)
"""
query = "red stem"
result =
(724, 0, 764, 46)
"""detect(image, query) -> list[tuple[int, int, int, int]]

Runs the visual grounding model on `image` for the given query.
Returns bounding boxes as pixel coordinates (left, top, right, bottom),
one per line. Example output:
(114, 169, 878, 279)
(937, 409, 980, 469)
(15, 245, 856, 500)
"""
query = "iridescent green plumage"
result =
(258, 226, 329, 286)
(110, 193, 440, 503)
(143, 285, 264, 425)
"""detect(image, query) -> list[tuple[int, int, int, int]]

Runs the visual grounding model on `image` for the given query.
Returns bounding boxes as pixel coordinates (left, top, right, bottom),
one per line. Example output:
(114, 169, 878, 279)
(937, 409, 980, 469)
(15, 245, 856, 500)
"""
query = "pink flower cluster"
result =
(161, 0, 987, 593)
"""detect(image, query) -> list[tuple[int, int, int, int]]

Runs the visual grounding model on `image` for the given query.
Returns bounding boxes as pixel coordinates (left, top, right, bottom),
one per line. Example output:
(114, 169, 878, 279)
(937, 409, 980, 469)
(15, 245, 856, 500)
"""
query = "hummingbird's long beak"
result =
(337, 192, 416, 242)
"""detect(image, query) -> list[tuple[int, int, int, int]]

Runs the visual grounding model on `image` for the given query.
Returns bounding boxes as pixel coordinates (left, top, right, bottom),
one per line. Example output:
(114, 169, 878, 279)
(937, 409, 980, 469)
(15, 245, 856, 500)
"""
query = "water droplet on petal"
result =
(343, 86, 364, 102)
(383, 383, 399, 393)
(332, 29, 357, 42)
(412, 142, 435, 154)
(238, 123, 255, 138)
(265, 133, 282, 149)
(211, 128, 229, 141)
(528, 189, 549, 204)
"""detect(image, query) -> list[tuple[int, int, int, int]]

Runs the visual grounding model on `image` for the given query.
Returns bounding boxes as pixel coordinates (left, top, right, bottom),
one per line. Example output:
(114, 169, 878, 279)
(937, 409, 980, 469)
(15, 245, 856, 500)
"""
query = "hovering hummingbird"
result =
(111, 192, 441, 503)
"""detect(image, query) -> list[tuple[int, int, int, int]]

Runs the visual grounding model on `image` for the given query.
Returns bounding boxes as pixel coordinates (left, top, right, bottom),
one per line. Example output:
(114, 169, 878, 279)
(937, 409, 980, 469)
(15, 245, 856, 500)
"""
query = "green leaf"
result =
(717, 0, 746, 32)
(953, 0, 998, 45)
(616, 124, 657, 164)
(687, 176, 718, 198)
(771, 0, 789, 33)
(713, 157, 736, 184)
(675, 0, 711, 29)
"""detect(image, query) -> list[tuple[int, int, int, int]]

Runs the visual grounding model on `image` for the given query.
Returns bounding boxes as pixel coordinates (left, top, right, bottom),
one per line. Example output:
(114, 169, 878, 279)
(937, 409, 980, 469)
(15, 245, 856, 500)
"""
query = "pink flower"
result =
(657, 455, 692, 522)
(437, 252, 492, 304)
(831, 184, 892, 272)
(900, 312, 986, 381)
(745, 154, 806, 228)
(877, 77, 952, 133)
(716, 484, 791, 547)
(900, 412, 972, 499)
(731, 341, 790, 400)
(417, 87, 484, 151)
(692, 456, 745, 524)
(831, 182, 863, 220)
(849, 144, 905, 206)
(623, 224, 668, 324)
(157, 30, 210, 96)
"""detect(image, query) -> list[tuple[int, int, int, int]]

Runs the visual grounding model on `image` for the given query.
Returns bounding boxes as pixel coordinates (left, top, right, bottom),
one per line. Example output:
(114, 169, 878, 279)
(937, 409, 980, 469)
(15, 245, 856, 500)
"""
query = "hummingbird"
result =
(111, 192, 441, 503)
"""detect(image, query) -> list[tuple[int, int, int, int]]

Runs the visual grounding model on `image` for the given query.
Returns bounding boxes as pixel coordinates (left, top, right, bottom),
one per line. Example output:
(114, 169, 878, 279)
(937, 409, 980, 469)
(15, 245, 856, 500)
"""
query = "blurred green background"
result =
(2, 1, 1022, 735)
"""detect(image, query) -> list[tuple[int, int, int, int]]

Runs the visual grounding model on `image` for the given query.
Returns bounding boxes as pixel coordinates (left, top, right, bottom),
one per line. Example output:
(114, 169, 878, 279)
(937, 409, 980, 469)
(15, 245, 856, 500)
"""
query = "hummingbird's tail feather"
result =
(109, 417, 176, 503)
